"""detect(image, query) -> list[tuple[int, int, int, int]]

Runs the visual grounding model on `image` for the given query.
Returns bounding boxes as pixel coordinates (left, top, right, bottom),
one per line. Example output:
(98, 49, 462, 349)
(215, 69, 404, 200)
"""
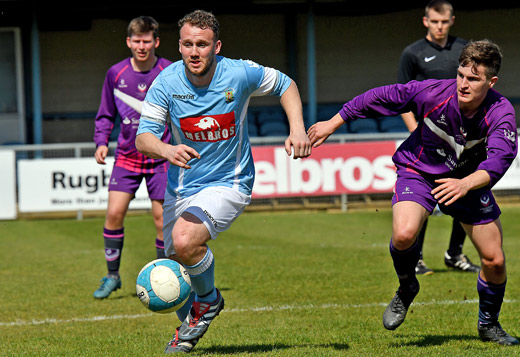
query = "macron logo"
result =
(424, 55, 436, 63)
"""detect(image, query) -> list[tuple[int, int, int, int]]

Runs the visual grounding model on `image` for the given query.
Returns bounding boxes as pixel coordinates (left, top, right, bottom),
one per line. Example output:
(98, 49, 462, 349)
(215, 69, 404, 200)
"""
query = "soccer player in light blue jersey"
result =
(136, 10, 311, 353)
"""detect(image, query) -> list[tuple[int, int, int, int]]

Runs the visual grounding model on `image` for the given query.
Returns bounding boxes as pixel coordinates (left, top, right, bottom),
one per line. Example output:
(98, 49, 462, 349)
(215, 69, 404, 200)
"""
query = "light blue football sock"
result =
(176, 291, 195, 322)
(185, 247, 217, 303)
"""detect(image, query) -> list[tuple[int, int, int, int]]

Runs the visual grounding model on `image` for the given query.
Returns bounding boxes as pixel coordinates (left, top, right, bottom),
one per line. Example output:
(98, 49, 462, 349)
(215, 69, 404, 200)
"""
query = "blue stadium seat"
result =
(247, 109, 259, 137)
(247, 121, 259, 137)
(379, 115, 408, 133)
(258, 121, 288, 136)
(348, 118, 379, 133)
(257, 108, 288, 136)
(317, 104, 341, 122)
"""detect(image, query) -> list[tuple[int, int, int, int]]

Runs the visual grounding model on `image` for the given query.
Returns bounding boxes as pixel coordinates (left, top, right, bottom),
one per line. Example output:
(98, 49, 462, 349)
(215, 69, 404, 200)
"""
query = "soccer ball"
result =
(136, 259, 192, 313)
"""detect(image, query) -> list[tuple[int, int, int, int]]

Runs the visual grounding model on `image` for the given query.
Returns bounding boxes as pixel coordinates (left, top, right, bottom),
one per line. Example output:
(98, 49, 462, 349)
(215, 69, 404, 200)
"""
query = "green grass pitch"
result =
(1, 206, 520, 356)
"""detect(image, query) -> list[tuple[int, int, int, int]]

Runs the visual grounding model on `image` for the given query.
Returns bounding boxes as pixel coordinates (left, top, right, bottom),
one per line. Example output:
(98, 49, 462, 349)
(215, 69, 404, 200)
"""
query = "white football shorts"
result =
(162, 186, 251, 256)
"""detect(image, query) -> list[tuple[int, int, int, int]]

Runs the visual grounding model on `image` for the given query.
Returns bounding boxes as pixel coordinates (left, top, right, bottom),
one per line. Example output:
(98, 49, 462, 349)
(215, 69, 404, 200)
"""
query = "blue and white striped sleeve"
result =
(244, 60, 291, 97)
(137, 77, 169, 139)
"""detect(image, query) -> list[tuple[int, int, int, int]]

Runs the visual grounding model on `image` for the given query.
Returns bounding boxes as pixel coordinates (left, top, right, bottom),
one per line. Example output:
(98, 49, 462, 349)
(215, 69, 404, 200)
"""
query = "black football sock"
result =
(103, 227, 124, 277)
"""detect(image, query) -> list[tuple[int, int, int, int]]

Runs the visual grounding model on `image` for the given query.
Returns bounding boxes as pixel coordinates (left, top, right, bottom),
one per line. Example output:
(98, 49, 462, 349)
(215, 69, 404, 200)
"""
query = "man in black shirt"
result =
(397, 0, 480, 275)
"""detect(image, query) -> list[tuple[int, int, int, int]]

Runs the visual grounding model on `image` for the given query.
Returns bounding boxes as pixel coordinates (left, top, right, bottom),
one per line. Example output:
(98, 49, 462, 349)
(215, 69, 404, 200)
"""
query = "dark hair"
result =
(459, 40, 502, 78)
(127, 16, 159, 39)
(425, 0, 453, 17)
(178, 10, 220, 42)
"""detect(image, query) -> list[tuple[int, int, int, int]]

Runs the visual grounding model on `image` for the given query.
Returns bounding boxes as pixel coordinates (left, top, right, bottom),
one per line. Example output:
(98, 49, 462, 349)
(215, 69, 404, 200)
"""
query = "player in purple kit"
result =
(398, 0, 479, 276)
(93, 16, 172, 299)
(308, 40, 518, 345)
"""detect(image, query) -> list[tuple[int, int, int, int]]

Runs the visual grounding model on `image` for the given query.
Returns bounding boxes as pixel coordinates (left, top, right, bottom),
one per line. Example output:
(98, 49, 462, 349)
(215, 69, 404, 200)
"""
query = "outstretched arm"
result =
(280, 80, 312, 159)
(307, 113, 345, 147)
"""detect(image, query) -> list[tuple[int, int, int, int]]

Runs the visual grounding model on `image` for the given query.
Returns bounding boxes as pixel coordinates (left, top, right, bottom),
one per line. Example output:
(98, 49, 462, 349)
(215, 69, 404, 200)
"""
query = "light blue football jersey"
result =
(137, 56, 291, 198)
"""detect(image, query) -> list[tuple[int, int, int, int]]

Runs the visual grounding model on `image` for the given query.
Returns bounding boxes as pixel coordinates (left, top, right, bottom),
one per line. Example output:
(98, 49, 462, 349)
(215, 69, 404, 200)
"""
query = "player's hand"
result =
(307, 114, 344, 147)
(94, 145, 109, 165)
(431, 178, 471, 206)
(167, 144, 200, 169)
(285, 131, 312, 159)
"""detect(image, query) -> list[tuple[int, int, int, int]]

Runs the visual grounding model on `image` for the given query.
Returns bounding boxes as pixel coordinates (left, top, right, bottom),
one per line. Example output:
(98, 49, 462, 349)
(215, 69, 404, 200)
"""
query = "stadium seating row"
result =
(37, 105, 408, 145)
(248, 104, 408, 137)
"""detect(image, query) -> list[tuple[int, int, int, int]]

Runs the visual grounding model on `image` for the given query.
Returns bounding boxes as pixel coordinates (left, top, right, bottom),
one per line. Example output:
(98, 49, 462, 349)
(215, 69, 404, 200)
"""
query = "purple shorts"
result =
(391, 167, 500, 225)
(108, 165, 167, 201)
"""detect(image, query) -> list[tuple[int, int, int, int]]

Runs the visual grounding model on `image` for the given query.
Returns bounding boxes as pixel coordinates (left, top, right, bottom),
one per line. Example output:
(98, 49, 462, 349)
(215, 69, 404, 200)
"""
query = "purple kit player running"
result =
(308, 40, 518, 346)
(93, 16, 172, 299)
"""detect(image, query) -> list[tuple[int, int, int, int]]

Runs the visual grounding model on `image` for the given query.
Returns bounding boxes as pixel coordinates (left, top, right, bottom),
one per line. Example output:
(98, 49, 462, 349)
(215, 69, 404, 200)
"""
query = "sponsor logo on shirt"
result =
(444, 154, 456, 171)
(181, 112, 236, 142)
(118, 79, 128, 88)
(424, 55, 436, 62)
(122, 117, 140, 125)
(437, 114, 447, 126)
(437, 148, 446, 157)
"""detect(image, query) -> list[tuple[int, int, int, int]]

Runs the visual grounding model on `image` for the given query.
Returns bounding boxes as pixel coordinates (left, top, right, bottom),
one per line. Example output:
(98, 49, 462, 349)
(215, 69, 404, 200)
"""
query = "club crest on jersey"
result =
(138, 83, 147, 92)
(224, 88, 235, 103)
(181, 112, 236, 142)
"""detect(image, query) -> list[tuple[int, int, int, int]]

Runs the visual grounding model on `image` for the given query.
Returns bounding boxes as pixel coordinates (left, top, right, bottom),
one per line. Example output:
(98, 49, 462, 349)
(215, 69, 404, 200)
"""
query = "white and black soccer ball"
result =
(136, 259, 191, 313)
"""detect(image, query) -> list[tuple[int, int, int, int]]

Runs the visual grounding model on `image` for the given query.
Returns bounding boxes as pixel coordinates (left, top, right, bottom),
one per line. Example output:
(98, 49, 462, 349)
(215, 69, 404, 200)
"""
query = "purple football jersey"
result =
(339, 79, 517, 187)
(94, 57, 172, 173)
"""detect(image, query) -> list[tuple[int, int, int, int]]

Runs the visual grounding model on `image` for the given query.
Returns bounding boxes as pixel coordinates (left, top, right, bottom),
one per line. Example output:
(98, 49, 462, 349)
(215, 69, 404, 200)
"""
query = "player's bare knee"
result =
(172, 234, 196, 262)
(481, 255, 506, 274)
(105, 210, 125, 227)
(392, 227, 416, 250)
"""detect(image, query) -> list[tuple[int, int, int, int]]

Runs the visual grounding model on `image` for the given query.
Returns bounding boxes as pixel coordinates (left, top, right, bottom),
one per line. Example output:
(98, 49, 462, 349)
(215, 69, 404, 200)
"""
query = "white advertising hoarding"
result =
(18, 157, 151, 212)
(14, 136, 520, 213)
(0, 150, 17, 219)
(493, 150, 520, 190)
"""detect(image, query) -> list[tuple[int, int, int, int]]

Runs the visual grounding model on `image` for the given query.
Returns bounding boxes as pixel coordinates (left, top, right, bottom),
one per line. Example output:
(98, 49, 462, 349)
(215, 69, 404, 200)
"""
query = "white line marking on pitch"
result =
(1, 299, 516, 327)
